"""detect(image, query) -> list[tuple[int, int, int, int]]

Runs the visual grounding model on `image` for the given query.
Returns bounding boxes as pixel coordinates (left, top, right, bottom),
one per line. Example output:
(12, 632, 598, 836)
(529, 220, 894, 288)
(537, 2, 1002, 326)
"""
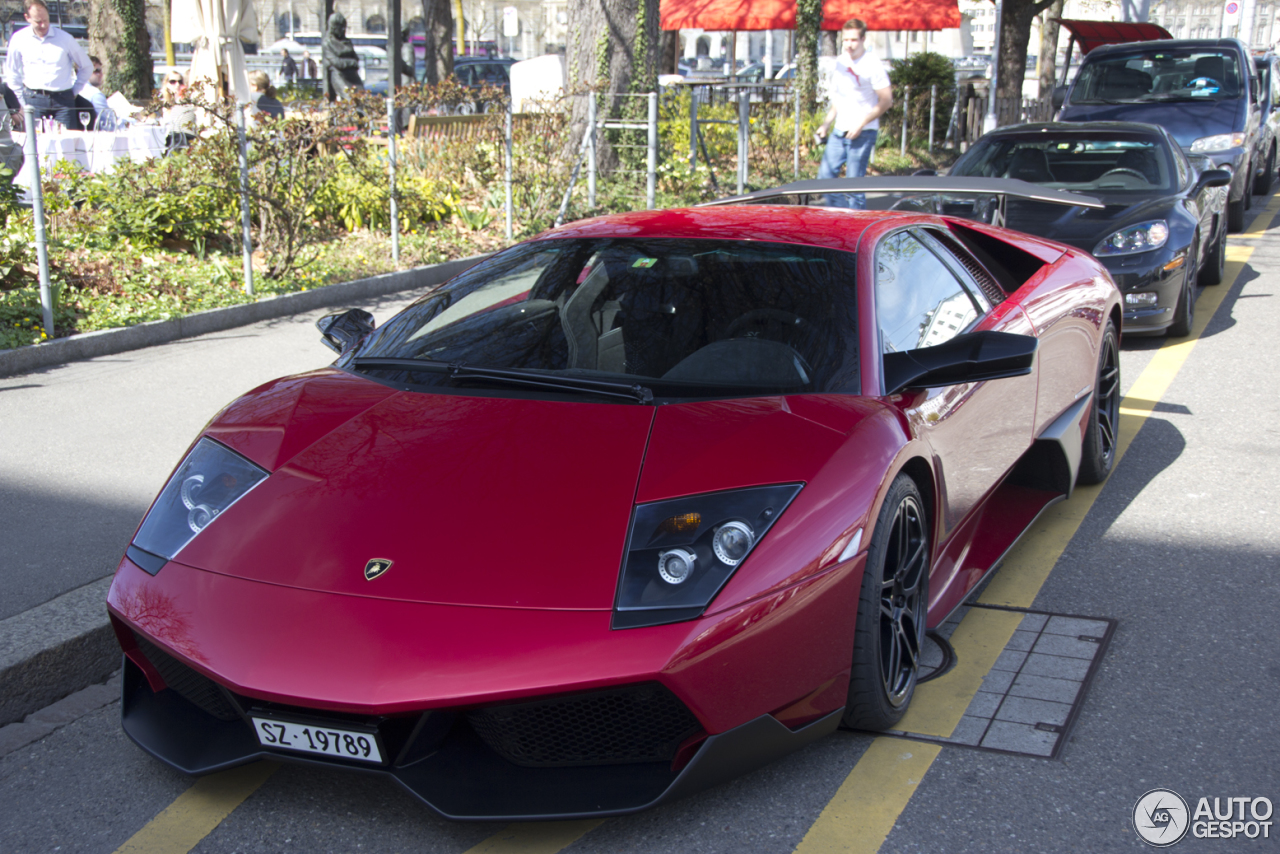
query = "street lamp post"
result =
(984, 0, 1003, 132)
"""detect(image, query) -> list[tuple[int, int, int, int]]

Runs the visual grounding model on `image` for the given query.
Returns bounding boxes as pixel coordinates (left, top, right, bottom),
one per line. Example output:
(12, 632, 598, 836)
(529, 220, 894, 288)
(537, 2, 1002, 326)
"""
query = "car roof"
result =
(1085, 37, 1247, 58)
(536, 205, 877, 253)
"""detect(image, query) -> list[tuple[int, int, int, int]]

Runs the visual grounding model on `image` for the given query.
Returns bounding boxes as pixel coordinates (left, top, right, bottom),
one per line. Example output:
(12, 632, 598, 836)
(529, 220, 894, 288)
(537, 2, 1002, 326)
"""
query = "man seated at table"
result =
(79, 56, 116, 130)
(3, 0, 92, 130)
(249, 71, 284, 121)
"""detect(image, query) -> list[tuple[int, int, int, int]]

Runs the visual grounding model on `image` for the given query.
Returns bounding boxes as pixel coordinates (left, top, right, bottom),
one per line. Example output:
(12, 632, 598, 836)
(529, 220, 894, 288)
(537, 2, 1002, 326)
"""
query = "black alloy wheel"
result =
(1078, 320, 1120, 485)
(844, 475, 929, 731)
(1199, 222, 1227, 286)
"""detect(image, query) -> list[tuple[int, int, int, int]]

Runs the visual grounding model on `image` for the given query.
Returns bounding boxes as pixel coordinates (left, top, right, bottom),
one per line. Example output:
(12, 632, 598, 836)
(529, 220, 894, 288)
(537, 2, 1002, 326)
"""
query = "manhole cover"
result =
(887, 605, 1115, 759)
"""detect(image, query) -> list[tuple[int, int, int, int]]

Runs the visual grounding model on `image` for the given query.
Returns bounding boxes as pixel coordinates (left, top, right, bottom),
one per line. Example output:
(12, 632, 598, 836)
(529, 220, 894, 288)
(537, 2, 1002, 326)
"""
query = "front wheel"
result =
(1228, 187, 1248, 232)
(843, 475, 929, 731)
(1254, 148, 1276, 196)
(1199, 223, 1226, 286)
(1167, 274, 1194, 337)
(1077, 320, 1120, 485)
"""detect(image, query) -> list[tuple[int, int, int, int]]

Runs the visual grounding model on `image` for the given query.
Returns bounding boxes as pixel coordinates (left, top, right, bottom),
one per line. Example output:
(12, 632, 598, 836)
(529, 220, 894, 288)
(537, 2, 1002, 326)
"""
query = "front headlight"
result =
(129, 438, 268, 572)
(1094, 220, 1169, 256)
(1190, 133, 1246, 153)
(613, 484, 802, 629)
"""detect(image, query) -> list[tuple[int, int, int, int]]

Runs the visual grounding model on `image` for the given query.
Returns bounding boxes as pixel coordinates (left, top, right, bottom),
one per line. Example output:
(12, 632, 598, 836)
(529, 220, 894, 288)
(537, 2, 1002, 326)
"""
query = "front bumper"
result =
(1101, 249, 1190, 334)
(119, 653, 840, 820)
(108, 552, 860, 818)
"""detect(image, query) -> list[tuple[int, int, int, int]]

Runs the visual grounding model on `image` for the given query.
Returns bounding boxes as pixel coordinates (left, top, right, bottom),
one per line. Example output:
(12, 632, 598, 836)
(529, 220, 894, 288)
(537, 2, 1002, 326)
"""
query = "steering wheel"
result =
(1098, 168, 1149, 183)
(725, 309, 807, 339)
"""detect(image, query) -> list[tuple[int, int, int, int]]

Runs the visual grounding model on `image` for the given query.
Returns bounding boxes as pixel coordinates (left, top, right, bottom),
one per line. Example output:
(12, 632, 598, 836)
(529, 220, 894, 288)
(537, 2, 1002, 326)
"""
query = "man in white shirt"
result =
(79, 55, 116, 130)
(815, 19, 893, 208)
(3, 0, 92, 130)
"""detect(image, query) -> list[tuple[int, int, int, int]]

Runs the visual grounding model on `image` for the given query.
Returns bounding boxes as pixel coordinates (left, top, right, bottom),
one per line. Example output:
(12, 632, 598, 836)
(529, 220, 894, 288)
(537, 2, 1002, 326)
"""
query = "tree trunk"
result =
(1038, 0, 1064, 94)
(661, 29, 678, 75)
(90, 0, 152, 100)
(795, 0, 822, 111)
(566, 0, 659, 169)
(420, 0, 454, 86)
(996, 0, 1055, 101)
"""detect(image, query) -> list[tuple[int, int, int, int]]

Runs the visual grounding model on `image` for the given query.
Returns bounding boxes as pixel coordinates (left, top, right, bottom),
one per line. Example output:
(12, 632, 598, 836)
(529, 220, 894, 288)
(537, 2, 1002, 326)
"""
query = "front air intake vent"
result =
(132, 632, 240, 722)
(468, 683, 701, 767)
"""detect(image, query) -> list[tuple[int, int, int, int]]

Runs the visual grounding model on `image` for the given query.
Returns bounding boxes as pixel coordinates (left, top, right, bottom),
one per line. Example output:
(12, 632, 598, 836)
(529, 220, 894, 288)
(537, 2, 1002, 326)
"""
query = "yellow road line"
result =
(462, 820, 606, 853)
(113, 762, 278, 854)
(791, 201, 1278, 854)
(793, 740, 941, 854)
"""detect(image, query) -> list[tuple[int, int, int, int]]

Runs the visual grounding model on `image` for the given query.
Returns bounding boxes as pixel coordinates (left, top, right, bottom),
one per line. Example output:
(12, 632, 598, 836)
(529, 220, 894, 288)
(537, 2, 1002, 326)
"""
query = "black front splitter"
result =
(119, 657, 842, 821)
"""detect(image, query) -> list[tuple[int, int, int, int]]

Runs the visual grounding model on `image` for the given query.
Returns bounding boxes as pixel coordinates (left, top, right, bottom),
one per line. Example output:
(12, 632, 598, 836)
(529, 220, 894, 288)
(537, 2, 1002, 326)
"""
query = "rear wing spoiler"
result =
(698, 177, 1104, 229)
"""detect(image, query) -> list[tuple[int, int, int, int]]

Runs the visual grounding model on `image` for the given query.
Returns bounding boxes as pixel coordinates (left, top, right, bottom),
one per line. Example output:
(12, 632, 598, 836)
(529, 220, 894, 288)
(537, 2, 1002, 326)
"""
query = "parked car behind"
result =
(1253, 50, 1280, 195)
(1057, 38, 1262, 231)
(947, 121, 1231, 336)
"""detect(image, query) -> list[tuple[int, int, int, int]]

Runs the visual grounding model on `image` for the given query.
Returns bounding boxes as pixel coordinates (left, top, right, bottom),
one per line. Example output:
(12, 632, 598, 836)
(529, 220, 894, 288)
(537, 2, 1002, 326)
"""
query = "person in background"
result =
(814, 18, 893, 209)
(300, 50, 318, 81)
(160, 69, 196, 150)
(79, 55, 115, 130)
(3, 0, 92, 130)
(249, 71, 284, 120)
(279, 49, 298, 87)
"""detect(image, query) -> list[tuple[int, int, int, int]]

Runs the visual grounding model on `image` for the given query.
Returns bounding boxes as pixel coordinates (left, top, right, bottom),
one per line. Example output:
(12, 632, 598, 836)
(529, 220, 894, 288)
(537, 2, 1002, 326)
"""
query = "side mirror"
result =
(882, 330, 1037, 395)
(1052, 85, 1068, 109)
(316, 308, 376, 354)
(1195, 168, 1233, 191)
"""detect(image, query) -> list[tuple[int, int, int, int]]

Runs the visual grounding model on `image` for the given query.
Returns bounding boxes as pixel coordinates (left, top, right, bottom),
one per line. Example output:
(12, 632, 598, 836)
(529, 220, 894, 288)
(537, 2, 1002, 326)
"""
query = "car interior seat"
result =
(1004, 148, 1055, 183)
(1099, 66, 1153, 100)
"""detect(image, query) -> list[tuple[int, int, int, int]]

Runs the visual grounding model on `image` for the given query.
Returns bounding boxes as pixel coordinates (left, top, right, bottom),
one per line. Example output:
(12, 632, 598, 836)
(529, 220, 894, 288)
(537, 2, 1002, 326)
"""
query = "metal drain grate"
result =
(889, 605, 1115, 759)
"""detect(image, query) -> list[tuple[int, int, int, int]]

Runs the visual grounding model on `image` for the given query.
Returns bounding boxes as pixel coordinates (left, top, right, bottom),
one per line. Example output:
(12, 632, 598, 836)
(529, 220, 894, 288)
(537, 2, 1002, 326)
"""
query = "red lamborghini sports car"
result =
(108, 181, 1121, 820)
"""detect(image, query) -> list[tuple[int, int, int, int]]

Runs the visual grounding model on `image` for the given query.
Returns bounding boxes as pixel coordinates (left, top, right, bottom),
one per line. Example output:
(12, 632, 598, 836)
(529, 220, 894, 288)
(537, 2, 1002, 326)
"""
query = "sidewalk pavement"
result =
(0, 255, 483, 725)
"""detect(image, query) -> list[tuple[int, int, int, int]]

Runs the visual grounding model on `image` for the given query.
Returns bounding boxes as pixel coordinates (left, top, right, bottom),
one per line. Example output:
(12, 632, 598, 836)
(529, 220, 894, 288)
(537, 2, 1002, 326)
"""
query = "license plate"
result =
(251, 716, 384, 764)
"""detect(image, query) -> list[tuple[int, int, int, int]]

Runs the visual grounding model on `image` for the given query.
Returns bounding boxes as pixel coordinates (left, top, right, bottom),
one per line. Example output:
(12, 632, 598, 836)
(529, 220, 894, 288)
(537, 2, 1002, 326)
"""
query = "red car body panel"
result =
(108, 203, 1122, 820)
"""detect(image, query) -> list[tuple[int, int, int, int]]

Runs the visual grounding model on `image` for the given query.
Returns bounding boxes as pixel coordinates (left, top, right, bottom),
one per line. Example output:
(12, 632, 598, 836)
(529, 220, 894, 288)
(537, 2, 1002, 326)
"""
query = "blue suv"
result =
(1059, 39, 1262, 231)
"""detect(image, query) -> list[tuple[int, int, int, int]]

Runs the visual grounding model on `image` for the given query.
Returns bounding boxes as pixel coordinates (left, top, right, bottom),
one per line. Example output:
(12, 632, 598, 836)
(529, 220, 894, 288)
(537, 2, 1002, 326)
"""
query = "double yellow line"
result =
(113, 200, 1274, 854)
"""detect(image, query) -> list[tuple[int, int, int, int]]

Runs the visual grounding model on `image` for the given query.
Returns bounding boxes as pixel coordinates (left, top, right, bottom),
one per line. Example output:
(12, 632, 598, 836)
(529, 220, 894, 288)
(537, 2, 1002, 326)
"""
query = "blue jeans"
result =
(818, 128, 878, 209)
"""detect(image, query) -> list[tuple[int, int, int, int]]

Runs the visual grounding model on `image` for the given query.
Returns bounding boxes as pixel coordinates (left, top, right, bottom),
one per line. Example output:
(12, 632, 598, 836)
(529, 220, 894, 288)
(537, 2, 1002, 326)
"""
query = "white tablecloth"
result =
(12, 126, 169, 191)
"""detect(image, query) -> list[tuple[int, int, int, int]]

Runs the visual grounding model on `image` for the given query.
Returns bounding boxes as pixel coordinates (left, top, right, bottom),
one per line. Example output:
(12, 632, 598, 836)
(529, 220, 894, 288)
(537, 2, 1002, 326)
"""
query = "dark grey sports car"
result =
(947, 122, 1231, 337)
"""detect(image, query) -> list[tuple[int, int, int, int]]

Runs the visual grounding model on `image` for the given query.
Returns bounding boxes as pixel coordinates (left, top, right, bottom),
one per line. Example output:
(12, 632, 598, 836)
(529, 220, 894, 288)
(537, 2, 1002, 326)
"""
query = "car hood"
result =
(998, 197, 1176, 254)
(178, 372, 860, 611)
(1060, 99, 1243, 148)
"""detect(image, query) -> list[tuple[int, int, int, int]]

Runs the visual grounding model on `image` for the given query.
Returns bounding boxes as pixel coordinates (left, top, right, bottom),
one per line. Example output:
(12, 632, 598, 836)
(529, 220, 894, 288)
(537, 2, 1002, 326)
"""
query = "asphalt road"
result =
(2, 199, 1279, 853)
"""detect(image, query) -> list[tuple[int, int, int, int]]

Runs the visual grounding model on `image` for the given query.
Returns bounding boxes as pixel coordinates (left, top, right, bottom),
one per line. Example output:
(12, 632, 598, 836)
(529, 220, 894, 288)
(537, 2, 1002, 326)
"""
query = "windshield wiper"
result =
(350, 357, 655, 403)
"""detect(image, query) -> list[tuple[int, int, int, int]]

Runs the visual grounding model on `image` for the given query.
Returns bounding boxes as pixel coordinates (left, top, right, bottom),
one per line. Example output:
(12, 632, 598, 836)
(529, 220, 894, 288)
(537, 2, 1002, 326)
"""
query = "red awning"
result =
(660, 0, 961, 32)
(1056, 19, 1172, 54)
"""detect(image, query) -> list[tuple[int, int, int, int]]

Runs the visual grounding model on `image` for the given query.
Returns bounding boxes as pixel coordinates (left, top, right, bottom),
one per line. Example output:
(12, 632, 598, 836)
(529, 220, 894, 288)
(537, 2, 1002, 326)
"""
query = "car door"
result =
(873, 227, 1038, 539)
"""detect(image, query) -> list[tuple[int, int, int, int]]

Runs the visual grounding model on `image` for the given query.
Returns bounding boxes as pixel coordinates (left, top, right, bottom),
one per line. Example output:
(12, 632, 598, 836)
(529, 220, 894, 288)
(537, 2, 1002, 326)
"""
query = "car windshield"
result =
(951, 133, 1176, 193)
(1072, 48, 1243, 103)
(349, 237, 860, 399)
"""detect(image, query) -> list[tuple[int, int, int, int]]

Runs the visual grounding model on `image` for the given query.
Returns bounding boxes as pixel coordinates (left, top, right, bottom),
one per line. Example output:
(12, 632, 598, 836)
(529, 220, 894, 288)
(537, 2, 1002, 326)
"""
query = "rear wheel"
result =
(1228, 177, 1250, 231)
(843, 475, 929, 731)
(1078, 320, 1120, 485)
(1254, 148, 1276, 195)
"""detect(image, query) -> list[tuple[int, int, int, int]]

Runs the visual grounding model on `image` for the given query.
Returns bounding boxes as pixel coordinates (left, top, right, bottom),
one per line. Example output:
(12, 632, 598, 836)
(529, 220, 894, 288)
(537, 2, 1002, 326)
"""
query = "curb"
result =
(0, 255, 485, 379)
(0, 254, 486, 725)
(0, 578, 117, 726)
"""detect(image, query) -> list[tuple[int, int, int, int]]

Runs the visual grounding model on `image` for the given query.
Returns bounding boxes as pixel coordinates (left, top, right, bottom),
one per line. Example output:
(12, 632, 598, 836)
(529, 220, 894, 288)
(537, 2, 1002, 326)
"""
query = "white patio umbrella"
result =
(171, 0, 260, 103)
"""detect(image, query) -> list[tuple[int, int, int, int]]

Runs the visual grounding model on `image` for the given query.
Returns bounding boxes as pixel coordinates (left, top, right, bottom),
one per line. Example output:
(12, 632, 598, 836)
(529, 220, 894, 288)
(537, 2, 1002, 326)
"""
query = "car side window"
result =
(875, 230, 982, 354)
(1272, 61, 1280, 107)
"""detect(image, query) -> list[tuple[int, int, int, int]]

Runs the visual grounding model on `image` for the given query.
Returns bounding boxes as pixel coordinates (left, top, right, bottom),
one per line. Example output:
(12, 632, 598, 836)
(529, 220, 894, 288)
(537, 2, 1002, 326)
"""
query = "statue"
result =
(321, 12, 363, 101)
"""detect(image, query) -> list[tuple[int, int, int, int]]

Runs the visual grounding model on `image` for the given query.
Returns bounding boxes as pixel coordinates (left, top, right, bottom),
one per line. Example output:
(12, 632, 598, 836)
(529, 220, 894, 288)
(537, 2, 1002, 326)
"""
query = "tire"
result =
(1167, 273, 1194, 337)
(1228, 178, 1249, 232)
(843, 475, 929, 731)
(1077, 320, 1120, 485)
(1199, 222, 1226, 286)
(1254, 148, 1276, 196)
